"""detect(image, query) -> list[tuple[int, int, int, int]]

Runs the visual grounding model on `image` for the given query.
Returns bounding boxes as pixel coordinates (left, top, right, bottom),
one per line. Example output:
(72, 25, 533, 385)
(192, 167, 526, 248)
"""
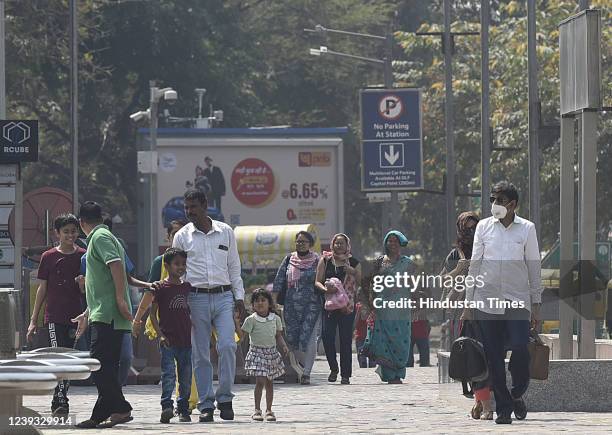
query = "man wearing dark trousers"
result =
(203, 156, 226, 212)
(72, 201, 133, 429)
(464, 181, 542, 425)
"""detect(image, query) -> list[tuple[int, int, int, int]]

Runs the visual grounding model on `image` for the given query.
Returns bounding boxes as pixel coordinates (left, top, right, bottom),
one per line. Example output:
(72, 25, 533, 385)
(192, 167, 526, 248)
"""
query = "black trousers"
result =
(48, 322, 76, 410)
(475, 309, 530, 416)
(89, 322, 132, 422)
(322, 310, 356, 378)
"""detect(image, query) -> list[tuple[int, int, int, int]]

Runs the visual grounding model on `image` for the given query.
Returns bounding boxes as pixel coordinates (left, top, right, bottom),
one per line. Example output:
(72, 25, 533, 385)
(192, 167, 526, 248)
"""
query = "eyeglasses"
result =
(489, 196, 510, 205)
(295, 240, 310, 245)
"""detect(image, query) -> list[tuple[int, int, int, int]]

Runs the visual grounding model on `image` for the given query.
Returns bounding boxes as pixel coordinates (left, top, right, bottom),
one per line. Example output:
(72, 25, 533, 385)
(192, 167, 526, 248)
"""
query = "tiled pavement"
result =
(22, 354, 612, 434)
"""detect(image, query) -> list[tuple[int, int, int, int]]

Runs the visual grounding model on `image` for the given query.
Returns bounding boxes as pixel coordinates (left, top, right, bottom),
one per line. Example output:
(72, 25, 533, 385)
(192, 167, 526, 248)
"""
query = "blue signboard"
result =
(360, 89, 423, 191)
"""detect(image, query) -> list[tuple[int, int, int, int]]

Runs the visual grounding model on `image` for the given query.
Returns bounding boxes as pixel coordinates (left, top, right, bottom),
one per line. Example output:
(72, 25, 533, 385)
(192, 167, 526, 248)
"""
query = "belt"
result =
(191, 285, 232, 294)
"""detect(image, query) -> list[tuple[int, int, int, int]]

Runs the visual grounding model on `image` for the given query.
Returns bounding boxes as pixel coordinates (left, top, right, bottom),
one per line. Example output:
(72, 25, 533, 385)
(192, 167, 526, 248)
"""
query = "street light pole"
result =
(480, 0, 491, 218)
(443, 0, 456, 249)
(384, 32, 400, 232)
(306, 24, 401, 235)
(149, 80, 159, 263)
(527, 0, 541, 239)
(70, 0, 78, 214)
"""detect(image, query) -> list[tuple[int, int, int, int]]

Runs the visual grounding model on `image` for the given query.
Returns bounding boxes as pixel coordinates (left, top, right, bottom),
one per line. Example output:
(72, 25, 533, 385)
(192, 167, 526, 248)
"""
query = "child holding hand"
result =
(147, 248, 193, 424)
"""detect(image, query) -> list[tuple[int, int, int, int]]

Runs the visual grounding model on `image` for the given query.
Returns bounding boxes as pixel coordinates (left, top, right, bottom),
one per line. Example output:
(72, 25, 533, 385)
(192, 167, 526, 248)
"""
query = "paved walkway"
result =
(24, 355, 612, 434)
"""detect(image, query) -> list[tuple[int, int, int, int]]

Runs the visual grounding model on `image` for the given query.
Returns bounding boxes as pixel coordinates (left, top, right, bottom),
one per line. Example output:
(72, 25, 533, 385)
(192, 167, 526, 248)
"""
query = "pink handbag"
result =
(324, 277, 349, 311)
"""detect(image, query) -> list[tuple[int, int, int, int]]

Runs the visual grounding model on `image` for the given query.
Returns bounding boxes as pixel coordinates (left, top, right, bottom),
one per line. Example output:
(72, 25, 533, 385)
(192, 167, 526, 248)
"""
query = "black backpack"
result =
(449, 321, 489, 391)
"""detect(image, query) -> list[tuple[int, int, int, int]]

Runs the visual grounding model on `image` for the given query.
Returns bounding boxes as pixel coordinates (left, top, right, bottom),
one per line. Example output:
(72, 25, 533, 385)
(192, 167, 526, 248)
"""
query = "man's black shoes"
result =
(199, 408, 215, 423)
(218, 401, 235, 421)
(495, 413, 512, 424)
(513, 397, 527, 420)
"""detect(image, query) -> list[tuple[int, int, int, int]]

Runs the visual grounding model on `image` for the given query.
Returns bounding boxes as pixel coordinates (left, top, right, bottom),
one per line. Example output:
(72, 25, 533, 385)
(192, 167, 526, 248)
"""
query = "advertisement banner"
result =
(155, 134, 343, 246)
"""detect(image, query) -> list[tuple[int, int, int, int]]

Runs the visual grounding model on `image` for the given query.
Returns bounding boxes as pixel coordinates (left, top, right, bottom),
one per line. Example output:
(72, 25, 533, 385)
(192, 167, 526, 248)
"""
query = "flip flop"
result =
(96, 414, 133, 428)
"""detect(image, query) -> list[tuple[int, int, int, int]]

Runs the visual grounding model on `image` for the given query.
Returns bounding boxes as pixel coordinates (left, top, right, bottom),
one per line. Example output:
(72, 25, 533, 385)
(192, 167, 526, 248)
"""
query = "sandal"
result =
(252, 409, 263, 421)
(480, 411, 494, 420)
(265, 410, 276, 422)
(471, 401, 483, 420)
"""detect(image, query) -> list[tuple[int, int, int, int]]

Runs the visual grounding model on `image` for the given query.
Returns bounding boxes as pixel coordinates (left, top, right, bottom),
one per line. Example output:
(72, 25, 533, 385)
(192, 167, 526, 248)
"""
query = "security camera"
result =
(130, 109, 150, 122)
(164, 89, 178, 104)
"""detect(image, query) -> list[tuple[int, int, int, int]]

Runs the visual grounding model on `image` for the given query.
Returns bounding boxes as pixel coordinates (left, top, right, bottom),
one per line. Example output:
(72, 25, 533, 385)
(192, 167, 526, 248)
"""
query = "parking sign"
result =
(360, 89, 423, 191)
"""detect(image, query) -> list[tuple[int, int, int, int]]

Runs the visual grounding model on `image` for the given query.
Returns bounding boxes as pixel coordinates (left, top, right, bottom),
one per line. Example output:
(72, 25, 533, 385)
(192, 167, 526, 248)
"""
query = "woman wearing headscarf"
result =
(315, 233, 361, 385)
(440, 212, 492, 420)
(273, 231, 321, 385)
(362, 230, 413, 384)
(439, 211, 480, 345)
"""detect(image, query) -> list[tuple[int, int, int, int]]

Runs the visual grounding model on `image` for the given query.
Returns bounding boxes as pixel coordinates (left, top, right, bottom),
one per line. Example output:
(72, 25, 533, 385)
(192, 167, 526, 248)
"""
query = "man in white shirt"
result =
(465, 181, 542, 425)
(172, 189, 245, 422)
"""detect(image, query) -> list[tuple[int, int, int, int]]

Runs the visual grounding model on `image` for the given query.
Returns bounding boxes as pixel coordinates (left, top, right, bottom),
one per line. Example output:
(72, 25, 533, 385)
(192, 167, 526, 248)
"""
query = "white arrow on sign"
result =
(384, 144, 400, 165)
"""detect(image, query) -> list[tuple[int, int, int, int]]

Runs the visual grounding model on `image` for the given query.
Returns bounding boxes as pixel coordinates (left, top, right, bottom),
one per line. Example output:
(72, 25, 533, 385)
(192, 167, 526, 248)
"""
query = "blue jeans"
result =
(160, 345, 192, 414)
(118, 333, 133, 386)
(475, 308, 530, 416)
(188, 291, 236, 411)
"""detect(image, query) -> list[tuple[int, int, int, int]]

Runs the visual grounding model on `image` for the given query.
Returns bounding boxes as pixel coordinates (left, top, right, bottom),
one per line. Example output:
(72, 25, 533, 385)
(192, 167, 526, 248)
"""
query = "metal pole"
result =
(444, 0, 455, 248)
(0, 1, 20, 296)
(70, 0, 78, 214)
(0, 0, 4, 117)
(559, 115, 575, 359)
(480, 0, 491, 218)
(527, 0, 540, 239)
(385, 32, 400, 232)
(149, 81, 159, 264)
(578, 110, 596, 359)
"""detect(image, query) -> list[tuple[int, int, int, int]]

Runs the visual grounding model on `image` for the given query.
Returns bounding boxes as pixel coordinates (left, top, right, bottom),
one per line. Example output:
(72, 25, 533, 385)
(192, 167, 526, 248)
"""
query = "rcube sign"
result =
(0, 120, 39, 163)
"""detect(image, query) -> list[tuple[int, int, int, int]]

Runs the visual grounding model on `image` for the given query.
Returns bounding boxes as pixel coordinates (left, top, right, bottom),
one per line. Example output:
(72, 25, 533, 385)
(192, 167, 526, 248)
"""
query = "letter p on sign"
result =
(379, 95, 403, 120)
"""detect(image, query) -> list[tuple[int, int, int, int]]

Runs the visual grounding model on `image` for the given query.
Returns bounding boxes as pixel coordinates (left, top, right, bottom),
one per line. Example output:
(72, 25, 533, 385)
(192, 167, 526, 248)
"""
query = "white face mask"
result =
(491, 203, 508, 219)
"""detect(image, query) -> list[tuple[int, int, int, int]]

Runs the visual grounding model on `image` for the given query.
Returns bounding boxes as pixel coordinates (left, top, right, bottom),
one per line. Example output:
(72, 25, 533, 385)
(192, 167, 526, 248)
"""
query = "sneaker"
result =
(160, 407, 174, 424)
(300, 375, 310, 385)
(199, 408, 214, 423)
(328, 369, 338, 382)
(513, 397, 527, 420)
(265, 410, 276, 422)
(340, 377, 350, 385)
(218, 402, 234, 421)
(252, 409, 263, 421)
(495, 413, 512, 424)
(179, 414, 191, 423)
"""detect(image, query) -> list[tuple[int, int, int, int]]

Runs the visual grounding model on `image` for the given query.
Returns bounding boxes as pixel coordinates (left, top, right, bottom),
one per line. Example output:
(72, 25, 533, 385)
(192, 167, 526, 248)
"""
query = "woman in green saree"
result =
(363, 230, 414, 384)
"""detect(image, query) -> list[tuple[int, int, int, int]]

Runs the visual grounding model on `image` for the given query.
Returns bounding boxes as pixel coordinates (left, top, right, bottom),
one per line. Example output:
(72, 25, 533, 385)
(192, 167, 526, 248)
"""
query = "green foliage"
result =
(4, 0, 611, 264)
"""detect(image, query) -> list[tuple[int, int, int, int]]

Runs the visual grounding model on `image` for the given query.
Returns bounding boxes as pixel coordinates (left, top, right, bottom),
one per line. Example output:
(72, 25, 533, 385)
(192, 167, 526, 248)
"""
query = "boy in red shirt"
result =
(149, 248, 193, 423)
(27, 213, 86, 416)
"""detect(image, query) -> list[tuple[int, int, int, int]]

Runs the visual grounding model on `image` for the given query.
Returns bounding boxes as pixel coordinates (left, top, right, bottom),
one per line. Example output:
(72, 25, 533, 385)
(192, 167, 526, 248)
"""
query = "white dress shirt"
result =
(173, 219, 245, 300)
(465, 214, 542, 314)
